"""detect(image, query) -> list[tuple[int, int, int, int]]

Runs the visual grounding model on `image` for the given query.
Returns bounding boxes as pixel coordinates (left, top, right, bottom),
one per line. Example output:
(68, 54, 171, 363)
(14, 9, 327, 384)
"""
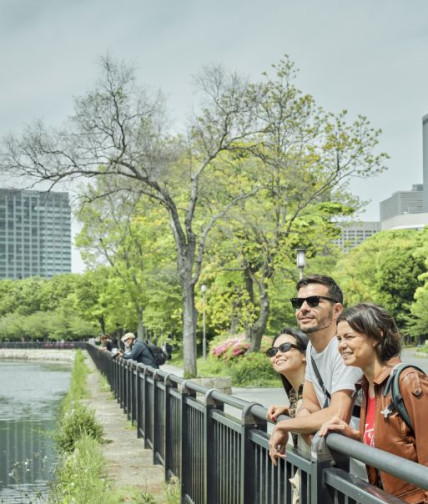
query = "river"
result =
(0, 359, 71, 503)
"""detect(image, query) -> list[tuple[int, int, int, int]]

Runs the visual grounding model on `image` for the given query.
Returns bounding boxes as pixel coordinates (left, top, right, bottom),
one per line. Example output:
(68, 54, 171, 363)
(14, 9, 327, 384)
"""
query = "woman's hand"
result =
(267, 404, 289, 422)
(318, 416, 359, 440)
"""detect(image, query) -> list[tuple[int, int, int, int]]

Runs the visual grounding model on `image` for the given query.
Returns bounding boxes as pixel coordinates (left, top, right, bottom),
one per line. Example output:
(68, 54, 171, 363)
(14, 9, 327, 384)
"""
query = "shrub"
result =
(210, 334, 250, 360)
(228, 352, 278, 386)
(56, 403, 103, 453)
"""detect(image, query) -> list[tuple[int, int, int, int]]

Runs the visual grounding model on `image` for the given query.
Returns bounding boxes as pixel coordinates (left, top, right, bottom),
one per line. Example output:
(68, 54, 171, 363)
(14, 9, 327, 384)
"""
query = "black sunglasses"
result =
(266, 342, 301, 357)
(290, 295, 339, 309)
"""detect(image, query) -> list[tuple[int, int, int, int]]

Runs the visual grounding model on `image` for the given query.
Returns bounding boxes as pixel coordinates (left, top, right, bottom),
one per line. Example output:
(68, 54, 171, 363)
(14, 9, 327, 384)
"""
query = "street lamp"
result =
(296, 248, 306, 280)
(201, 284, 207, 360)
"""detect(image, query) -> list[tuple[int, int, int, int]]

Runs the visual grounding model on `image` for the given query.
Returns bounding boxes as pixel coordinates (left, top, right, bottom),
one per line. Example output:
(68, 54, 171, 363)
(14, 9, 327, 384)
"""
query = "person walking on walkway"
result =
(268, 274, 362, 465)
(320, 303, 428, 504)
(119, 333, 159, 368)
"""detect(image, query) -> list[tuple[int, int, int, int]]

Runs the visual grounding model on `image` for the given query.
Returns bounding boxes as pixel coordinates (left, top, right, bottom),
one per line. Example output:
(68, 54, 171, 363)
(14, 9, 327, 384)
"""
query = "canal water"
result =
(0, 360, 71, 503)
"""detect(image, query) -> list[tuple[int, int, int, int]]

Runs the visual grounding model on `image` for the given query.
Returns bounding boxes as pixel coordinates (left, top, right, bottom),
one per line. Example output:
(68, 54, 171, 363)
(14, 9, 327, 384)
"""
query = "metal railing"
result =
(87, 343, 428, 504)
(0, 341, 87, 349)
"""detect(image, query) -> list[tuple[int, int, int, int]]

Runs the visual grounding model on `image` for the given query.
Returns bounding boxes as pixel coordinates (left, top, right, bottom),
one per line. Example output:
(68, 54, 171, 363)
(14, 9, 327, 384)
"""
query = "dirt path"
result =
(83, 356, 167, 502)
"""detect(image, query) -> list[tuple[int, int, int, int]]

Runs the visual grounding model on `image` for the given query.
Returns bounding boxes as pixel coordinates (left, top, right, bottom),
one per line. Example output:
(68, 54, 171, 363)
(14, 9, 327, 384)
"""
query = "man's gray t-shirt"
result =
(305, 337, 362, 408)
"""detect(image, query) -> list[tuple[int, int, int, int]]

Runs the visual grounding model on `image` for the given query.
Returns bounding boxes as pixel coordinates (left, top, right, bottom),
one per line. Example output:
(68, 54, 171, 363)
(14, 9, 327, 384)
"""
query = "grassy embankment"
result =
(48, 350, 179, 504)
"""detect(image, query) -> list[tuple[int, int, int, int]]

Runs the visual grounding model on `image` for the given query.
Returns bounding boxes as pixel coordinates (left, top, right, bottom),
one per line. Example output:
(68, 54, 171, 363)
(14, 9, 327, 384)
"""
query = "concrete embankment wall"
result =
(0, 349, 75, 362)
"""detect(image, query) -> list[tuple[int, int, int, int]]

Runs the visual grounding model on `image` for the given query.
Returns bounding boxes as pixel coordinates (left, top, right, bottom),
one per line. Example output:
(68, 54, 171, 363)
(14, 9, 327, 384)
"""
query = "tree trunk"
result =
(247, 285, 270, 352)
(137, 310, 144, 340)
(182, 281, 198, 377)
(98, 316, 106, 335)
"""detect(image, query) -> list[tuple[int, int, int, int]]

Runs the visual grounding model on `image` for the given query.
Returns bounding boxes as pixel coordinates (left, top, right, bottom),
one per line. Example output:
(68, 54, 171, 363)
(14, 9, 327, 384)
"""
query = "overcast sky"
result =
(1, 0, 428, 272)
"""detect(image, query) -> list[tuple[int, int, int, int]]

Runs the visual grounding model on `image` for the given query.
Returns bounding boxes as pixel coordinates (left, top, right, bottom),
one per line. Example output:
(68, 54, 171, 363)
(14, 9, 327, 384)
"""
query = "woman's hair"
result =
(272, 327, 308, 395)
(337, 303, 401, 362)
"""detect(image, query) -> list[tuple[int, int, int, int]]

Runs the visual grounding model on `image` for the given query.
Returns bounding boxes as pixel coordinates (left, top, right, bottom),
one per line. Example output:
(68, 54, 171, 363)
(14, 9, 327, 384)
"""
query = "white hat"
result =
(121, 332, 135, 343)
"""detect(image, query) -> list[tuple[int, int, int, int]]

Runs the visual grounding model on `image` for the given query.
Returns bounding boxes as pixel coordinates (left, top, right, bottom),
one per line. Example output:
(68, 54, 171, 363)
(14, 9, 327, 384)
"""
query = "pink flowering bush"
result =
(210, 334, 273, 361)
(211, 335, 250, 360)
(206, 334, 278, 386)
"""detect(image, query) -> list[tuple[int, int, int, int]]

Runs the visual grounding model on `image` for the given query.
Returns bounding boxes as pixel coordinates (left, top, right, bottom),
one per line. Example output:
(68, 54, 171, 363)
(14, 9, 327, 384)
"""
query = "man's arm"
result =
(122, 343, 142, 361)
(268, 382, 354, 465)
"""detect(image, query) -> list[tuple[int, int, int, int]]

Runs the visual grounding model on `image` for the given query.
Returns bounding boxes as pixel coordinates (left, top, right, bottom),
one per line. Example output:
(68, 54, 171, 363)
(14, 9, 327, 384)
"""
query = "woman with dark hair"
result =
(266, 327, 309, 423)
(320, 303, 428, 504)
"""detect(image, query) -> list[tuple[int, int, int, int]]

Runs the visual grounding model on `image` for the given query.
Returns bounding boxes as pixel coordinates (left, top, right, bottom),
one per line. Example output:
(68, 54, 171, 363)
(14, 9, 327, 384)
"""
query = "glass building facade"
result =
(0, 189, 71, 279)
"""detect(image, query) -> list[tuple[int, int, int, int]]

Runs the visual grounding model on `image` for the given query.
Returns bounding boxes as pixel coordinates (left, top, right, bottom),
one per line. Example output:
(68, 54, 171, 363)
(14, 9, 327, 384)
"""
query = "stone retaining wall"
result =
(0, 348, 75, 362)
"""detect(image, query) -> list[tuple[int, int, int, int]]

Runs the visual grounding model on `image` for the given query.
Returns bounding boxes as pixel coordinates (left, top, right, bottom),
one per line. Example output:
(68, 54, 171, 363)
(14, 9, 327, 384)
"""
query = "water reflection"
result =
(0, 360, 71, 503)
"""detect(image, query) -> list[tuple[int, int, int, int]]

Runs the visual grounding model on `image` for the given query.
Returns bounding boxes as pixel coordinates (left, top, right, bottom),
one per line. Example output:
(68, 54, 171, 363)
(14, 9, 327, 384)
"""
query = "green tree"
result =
(0, 56, 387, 375)
(199, 58, 386, 351)
(334, 228, 427, 334)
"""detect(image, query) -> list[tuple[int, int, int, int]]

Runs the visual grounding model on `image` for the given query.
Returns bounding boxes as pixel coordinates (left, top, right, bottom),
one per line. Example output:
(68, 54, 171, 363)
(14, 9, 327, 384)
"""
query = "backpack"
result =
(147, 344, 167, 366)
(382, 363, 426, 431)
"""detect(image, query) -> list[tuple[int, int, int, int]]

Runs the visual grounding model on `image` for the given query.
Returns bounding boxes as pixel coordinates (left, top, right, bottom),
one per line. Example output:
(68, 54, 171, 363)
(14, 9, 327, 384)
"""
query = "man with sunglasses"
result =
(269, 274, 362, 465)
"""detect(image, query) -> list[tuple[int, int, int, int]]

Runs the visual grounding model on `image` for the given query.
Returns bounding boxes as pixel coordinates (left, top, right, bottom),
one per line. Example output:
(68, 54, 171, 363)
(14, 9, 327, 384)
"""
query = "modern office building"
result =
(380, 184, 424, 222)
(423, 113, 428, 212)
(333, 221, 380, 252)
(0, 189, 71, 279)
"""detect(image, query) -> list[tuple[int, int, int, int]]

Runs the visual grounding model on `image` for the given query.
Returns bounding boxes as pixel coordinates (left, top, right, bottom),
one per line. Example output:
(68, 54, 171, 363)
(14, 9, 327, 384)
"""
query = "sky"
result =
(1, 0, 428, 272)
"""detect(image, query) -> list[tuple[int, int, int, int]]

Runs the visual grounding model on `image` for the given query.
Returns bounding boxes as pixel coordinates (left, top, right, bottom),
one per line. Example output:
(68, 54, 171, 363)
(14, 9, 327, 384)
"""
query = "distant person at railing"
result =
(266, 328, 308, 444)
(162, 338, 173, 360)
(268, 274, 362, 466)
(319, 303, 428, 504)
(118, 333, 159, 368)
(99, 334, 112, 352)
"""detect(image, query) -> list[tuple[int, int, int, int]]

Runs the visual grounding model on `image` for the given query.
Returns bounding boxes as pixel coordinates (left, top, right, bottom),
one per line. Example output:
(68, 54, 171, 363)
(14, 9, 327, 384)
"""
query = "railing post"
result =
(136, 364, 143, 438)
(204, 389, 224, 504)
(310, 432, 349, 504)
(180, 380, 197, 503)
(163, 373, 174, 481)
(143, 367, 150, 449)
(152, 369, 162, 465)
(240, 402, 267, 504)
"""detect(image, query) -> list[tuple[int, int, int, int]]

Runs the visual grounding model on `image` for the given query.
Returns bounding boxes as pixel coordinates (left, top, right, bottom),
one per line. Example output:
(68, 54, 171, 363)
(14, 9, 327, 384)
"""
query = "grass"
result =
(48, 350, 182, 504)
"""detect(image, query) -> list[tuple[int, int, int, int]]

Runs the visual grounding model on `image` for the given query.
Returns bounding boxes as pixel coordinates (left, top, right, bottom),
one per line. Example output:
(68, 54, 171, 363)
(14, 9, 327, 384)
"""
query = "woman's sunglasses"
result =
(290, 295, 338, 309)
(266, 342, 301, 357)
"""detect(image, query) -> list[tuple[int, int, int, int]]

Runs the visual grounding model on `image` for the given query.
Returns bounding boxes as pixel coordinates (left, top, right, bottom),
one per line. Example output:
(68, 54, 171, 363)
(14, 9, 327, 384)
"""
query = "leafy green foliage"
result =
(334, 228, 427, 338)
(228, 352, 279, 386)
(56, 403, 103, 453)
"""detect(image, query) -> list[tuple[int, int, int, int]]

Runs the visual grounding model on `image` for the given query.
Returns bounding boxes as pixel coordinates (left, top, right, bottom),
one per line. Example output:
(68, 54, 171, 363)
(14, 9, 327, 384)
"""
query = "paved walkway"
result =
(84, 357, 167, 502)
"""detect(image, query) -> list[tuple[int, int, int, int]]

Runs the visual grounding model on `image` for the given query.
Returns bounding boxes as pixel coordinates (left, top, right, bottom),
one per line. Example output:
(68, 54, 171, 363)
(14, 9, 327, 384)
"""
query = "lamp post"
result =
(296, 248, 306, 280)
(201, 284, 207, 360)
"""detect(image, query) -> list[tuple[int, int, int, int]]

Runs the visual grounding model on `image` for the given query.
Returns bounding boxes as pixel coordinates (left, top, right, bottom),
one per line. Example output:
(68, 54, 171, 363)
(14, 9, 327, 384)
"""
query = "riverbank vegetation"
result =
(48, 350, 114, 503)
(48, 350, 180, 503)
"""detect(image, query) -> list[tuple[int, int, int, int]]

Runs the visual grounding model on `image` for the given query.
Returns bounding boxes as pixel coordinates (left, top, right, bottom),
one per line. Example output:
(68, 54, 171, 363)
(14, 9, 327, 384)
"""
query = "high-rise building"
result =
(332, 221, 380, 252)
(0, 189, 71, 279)
(423, 113, 428, 212)
(380, 184, 424, 222)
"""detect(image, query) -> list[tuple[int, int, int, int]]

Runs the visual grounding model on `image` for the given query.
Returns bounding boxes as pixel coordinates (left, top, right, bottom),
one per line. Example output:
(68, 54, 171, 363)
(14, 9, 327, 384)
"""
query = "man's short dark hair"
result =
(296, 274, 343, 304)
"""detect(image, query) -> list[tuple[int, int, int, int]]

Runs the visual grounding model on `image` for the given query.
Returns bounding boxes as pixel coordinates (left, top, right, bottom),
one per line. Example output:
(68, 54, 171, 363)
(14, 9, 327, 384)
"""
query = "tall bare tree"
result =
(0, 57, 262, 376)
